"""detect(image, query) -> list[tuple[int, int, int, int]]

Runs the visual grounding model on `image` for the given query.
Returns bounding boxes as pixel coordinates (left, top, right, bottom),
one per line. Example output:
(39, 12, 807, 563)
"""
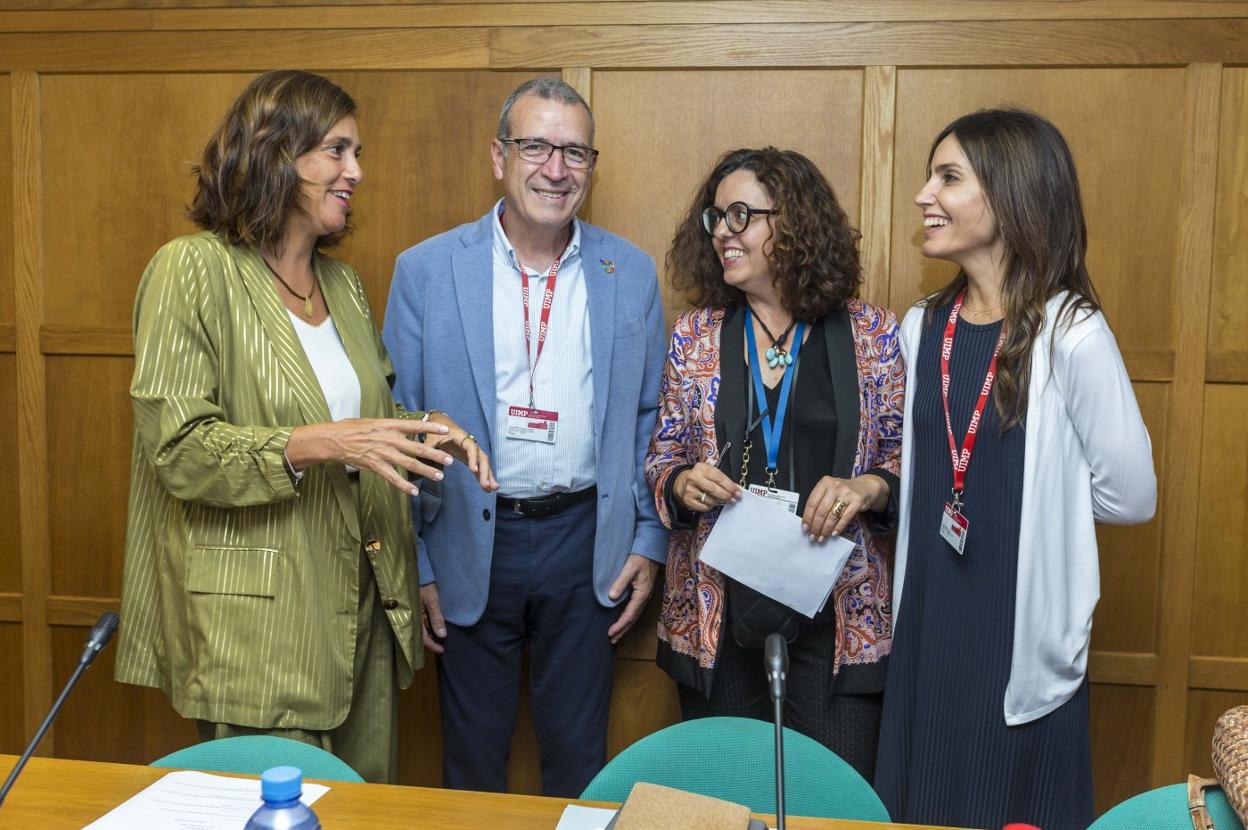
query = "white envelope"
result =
(698, 490, 855, 618)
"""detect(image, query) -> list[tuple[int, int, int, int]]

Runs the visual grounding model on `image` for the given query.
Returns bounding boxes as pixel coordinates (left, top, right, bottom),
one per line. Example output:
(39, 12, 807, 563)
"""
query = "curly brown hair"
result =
(666, 147, 861, 320)
(188, 70, 357, 251)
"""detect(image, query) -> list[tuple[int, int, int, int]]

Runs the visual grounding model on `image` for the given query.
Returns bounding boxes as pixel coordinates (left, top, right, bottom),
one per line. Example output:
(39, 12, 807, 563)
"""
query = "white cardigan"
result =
(893, 292, 1157, 726)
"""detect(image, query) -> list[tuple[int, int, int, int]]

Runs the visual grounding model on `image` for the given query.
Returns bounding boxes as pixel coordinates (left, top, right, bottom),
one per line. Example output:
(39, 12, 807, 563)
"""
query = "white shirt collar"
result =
(491, 198, 581, 275)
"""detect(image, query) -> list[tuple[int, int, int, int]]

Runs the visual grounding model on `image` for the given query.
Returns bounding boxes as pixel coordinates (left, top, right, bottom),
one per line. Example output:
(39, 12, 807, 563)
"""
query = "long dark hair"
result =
(923, 108, 1100, 430)
(189, 70, 357, 251)
(667, 147, 861, 320)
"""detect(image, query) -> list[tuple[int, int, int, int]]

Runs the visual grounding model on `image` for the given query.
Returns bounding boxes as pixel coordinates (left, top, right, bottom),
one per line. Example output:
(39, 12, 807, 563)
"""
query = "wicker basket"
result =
(1212, 705, 1248, 825)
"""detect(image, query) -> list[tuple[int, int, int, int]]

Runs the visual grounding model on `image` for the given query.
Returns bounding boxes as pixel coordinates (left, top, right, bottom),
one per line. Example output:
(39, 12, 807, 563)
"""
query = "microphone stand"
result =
(0, 611, 119, 808)
(765, 633, 788, 830)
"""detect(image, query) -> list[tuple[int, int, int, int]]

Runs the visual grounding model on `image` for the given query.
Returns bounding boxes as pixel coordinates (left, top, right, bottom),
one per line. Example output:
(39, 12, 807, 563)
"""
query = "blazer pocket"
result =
(616, 318, 642, 339)
(187, 546, 280, 598)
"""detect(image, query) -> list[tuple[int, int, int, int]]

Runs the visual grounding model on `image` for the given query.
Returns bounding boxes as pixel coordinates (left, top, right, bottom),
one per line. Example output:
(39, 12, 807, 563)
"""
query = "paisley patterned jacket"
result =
(644, 299, 905, 691)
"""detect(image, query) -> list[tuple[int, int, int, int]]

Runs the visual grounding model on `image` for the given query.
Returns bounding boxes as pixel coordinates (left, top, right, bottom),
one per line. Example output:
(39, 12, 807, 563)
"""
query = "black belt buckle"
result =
(500, 487, 596, 519)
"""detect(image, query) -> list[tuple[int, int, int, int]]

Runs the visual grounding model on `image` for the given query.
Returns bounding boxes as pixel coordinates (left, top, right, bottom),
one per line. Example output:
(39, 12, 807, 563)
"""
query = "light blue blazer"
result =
(383, 210, 669, 626)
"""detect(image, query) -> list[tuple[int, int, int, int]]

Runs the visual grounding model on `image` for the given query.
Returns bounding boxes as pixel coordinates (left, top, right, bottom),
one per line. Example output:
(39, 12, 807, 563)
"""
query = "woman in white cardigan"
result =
(873, 109, 1156, 830)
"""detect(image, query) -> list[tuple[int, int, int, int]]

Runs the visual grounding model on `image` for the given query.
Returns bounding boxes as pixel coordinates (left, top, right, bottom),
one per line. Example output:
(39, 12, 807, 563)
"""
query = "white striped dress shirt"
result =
(490, 199, 596, 499)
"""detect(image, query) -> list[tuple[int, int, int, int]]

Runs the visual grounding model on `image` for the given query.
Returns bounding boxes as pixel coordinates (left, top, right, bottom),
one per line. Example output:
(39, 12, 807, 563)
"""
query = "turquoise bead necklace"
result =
(750, 307, 797, 369)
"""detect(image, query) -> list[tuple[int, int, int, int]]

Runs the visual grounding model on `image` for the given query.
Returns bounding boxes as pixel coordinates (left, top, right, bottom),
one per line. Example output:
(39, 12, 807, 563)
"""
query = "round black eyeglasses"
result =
(701, 202, 774, 235)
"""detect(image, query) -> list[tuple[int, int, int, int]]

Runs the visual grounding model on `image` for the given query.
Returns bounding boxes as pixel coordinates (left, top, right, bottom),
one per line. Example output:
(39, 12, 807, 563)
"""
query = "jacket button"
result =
(382, 598, 399, 610)
(364, 538, 381, 555)
(482, 508, 491, 521)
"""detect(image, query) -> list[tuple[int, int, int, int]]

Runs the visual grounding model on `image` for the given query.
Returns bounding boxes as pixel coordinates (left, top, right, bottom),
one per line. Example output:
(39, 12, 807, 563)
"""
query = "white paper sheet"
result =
(699, 490, 855, 618)
(554, 804, 618, 830)
(83, 770, 329, 830)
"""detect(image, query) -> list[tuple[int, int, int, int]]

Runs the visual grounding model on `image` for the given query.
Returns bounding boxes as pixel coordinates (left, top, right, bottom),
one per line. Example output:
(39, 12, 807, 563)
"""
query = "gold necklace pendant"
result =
(304, 296, 315, 319)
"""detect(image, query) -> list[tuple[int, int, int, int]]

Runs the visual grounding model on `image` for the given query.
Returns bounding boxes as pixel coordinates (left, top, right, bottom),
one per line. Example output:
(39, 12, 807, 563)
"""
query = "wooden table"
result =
(0, 754, 955, 829)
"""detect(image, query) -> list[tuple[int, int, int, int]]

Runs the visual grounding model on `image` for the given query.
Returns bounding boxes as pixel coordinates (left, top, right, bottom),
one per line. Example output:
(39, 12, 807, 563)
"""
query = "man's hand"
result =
(420, 582, 447, 655)
(606, 553, 660, 645)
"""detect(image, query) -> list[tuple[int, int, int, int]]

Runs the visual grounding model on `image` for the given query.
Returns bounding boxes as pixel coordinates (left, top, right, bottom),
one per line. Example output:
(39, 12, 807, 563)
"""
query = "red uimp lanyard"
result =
(518, 254, 562, 411)
(940, 291, 1005, 519)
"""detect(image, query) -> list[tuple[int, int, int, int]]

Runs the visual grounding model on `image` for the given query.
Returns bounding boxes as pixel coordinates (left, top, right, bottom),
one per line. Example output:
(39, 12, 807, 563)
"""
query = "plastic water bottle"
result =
(244, 766, 321, 830)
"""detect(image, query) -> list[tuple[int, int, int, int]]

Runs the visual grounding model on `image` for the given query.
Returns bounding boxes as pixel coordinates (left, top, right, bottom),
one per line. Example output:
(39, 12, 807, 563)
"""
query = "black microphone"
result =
(764, 633, 788, 830)
(0, 611, 119, 807)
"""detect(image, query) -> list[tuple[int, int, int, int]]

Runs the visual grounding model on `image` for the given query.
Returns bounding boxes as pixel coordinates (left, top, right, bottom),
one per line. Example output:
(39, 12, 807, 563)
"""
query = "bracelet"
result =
(418, 410, 447, 443)
(283, 449, 305, 487)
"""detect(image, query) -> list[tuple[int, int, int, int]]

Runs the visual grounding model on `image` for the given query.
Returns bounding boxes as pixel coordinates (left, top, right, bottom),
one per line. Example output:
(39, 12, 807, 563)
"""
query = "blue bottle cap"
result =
(260, 766, 303, 802)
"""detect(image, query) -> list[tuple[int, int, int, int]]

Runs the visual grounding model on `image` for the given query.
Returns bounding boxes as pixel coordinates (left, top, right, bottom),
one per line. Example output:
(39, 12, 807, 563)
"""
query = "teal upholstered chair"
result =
(151, 735, 364, 783)
(1089, 782, 1243, 830)
(580, 716, 889, 821)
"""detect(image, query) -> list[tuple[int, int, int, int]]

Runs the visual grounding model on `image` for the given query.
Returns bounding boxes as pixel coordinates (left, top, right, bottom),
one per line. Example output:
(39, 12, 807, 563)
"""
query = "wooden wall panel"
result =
(0, 355, 20, 595)
(1089, 683, 1155, 816)
(46, 356, 133, 599)
(590, 69, 864, 320)
(1191, 384, 1248, 659)
(40, 73, 248, 330)
(326, 70, 542, 318)
(1184, 689, 1248, 779)
(49, 624, 194, 763)
(1209, 67, 1248, 381)
(0, 623, 24, 755)
(0, 73, 12, 326)
(888, 67, 1187, 357)
(1092, 382, 1168, 656)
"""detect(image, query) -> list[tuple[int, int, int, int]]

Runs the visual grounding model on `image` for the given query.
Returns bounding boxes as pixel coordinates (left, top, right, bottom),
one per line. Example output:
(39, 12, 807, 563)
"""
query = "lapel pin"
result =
(599, 257, 616, 274)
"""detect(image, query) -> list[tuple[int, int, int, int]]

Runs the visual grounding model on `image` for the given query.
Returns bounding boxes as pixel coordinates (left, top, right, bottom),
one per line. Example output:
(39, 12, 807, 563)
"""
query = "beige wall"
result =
(2, 0, 1247, 815)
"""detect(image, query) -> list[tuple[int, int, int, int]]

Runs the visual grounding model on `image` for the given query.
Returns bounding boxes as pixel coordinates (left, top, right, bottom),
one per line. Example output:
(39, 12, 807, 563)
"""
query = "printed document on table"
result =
(555, 804, 618, 830)
(83, 770, 329, 830)
(699, 490, 855, 618)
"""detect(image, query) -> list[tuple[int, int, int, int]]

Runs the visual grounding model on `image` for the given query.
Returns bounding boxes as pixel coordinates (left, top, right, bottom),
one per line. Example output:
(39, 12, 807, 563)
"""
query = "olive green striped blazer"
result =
(115, 231, 423, 730)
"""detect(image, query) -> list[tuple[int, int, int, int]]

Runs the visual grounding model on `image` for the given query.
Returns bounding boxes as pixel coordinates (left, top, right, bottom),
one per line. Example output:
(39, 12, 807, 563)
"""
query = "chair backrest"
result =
(580, 716, 889, 821)
(1089, 782, 1244, 830)
(150, 735, 365, 783)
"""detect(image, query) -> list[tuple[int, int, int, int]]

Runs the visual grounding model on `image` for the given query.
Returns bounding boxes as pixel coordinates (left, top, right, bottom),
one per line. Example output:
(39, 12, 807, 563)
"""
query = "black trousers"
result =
(677, 619, 884, 782)
(436, 498, 616, 797)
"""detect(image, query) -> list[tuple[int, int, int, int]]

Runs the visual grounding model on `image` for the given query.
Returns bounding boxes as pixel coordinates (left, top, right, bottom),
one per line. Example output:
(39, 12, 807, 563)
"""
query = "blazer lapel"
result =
(824, 307, 861, 478)
(452, 224, 497, 447)
(233, 245, 359, 540)
(232, 245, 333, 426)
(714, 303, 747, 479)
(582, 228, 615, 443)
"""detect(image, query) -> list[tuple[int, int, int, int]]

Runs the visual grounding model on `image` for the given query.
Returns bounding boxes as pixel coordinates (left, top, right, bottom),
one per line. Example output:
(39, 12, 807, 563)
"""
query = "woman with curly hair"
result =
(644, 147, 904, 778)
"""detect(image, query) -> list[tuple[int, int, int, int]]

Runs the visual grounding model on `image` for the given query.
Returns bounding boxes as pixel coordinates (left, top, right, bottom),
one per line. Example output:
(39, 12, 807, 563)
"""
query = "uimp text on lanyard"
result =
(938, 291, 1005, 555)
(506, 255, 562, 445)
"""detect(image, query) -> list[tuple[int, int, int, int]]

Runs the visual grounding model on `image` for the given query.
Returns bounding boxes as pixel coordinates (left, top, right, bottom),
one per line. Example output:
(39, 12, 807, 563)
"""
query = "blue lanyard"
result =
(744, 309, 806, 476)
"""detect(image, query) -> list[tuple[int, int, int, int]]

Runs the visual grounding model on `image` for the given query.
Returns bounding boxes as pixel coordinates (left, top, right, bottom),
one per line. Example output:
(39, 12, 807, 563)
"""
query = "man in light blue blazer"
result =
(383, 78, 668, 797)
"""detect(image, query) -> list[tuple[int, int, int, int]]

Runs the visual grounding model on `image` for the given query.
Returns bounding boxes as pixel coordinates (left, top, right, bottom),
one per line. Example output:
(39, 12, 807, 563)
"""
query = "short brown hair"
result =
(666, 147, 861, 320)
(189, 70, 357, 250)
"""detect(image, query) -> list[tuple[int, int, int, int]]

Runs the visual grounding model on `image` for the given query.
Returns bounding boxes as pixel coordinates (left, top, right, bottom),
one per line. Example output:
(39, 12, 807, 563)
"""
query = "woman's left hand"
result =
(423, 412, 500, 492)
(802, 473, 889, 543)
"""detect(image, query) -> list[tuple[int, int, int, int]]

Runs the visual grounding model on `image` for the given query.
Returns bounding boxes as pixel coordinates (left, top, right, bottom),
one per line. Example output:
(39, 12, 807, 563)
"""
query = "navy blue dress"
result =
(874, 308, 1093, 830)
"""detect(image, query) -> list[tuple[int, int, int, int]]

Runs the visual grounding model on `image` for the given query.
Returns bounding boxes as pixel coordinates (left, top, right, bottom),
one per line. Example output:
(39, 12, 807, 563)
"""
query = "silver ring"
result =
(462, 433, 477, 445)
(698, 491, 708, 505)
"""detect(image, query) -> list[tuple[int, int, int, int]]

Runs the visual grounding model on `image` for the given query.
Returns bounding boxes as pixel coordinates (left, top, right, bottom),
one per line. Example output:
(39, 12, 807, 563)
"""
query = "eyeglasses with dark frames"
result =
(500, 138, 599, 169)
(701, 202, 775, 235)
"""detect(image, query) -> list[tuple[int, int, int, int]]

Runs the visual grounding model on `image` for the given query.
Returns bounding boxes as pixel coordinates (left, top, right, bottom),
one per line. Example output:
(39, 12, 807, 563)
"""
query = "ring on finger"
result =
(698, 490, 709, 505)
(461, 433, 477, 447)
(831, 499, 849, 518)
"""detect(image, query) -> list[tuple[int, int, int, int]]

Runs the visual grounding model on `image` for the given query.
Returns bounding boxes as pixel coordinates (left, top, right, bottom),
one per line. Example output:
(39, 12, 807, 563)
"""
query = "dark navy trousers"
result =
(436, 497, 616, 797)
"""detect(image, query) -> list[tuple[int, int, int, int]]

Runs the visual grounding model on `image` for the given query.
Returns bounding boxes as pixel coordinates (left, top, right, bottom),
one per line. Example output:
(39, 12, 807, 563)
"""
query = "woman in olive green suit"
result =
(114, 71, 496, 784)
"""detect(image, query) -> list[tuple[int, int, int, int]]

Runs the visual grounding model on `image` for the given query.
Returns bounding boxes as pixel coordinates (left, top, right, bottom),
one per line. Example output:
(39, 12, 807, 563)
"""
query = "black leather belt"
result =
(497, 486, 597, 519)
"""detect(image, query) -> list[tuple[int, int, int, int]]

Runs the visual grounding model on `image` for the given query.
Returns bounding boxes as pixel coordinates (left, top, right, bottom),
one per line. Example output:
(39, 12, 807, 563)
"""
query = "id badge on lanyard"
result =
(508, 256, 562, 444)
(938, 292, 1004, 555)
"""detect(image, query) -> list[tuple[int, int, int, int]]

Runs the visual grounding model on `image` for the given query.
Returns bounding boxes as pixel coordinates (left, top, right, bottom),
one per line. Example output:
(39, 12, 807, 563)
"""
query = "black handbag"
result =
(727, 579, 800, 648)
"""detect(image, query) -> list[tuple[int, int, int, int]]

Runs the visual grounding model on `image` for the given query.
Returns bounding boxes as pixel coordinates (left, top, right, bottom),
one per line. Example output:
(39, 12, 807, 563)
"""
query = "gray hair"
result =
(496, 77, 595, 143)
